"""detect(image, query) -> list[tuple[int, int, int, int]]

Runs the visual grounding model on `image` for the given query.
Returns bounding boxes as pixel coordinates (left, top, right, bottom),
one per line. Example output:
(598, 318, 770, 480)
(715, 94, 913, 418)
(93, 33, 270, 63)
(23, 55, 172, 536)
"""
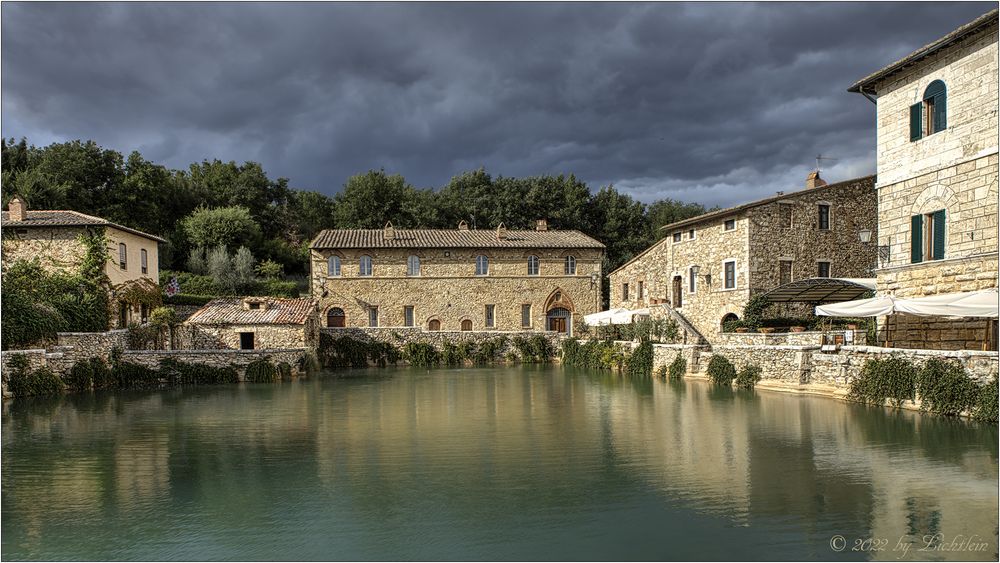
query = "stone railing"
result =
(715, 329, 867, 347)
(122, 349, 308, 378)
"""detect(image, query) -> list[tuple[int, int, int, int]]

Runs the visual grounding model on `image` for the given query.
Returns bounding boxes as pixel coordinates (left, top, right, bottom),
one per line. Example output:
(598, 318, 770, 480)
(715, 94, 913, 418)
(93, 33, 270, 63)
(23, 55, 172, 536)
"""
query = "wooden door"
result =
(672, 277, 683, 308)
(549, 317, 567, 333)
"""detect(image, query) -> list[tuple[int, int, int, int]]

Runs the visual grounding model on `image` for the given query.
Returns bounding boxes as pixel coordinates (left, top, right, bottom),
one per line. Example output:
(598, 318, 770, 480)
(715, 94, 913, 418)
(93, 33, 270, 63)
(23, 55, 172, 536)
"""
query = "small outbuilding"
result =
(182, 297, 319, 350)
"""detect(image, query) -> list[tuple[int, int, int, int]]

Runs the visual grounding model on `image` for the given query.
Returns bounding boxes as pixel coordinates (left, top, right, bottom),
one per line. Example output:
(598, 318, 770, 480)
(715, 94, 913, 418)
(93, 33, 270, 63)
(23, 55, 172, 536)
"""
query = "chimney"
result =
(8, 196, 26, 222)
(496, 222, 508, 240)
(383, 221, 395, 240)
(806, 171, 827, 189)
(536, 218, 548, 231)
(458, 220, 469, 231)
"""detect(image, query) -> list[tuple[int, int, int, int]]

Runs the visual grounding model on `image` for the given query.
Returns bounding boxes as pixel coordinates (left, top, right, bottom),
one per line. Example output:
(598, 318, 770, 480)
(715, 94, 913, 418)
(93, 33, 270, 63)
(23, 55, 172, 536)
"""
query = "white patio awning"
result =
(894, 288, 998, 318)
(583, 308, 628, 326)
(815, 295, 896, 317)
(610, 308, 650, 324)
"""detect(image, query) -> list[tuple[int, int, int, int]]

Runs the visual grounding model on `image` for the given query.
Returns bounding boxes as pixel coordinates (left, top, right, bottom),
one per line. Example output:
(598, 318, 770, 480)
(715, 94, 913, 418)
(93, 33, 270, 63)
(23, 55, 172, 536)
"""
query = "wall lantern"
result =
(590, 272, 599, 287)
(858, 228, 873, 244)
(690, 265, 701, 275)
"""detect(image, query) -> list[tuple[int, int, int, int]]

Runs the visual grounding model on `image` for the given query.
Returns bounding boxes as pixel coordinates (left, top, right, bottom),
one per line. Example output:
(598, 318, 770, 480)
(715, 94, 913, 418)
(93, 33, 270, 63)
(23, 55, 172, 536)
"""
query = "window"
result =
(724, 219, 735, 231)
(140, 304, 149, 323)
(817, 261, 831, 278)
(527, 255, 539, 276)
(521, 304, 532, 328)
(724, 261, 736, 289)
(688, 229, 696, 240)
(475, 255, 489, 276)
(689, 267, 696, 293)
(622, 283, 629, 301)
(911, 80, 947, 141)
(818, 204, 830, 230)
(119, 243, 127, 270)
(407, 255, 420, 276)
(672, 232, 682, 243)
(359, 255, 372, 276)
(404, 306, 414, 327)
(248, 302, 261, 310)
(564, 255, 576, 275)
(368, 306, 379, 327)
(239, 332, 255, 350)
(912, 209, 946, 263)
(779, 260, 793, 285)
(428, 319, 441, 331)
(778, 204, 792, 228)
(140, 249, 148, 275)
(328, 256, 341, 276)
(327, 307, 345, 328)
(485, 304, 495, 328)
(461, 319, 472, 331)
(638, 281, 645, 300)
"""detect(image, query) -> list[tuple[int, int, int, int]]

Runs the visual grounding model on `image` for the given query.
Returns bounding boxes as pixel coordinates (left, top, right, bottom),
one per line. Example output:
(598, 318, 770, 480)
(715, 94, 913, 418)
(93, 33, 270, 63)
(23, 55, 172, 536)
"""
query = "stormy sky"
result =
(2, 2, 994, 207)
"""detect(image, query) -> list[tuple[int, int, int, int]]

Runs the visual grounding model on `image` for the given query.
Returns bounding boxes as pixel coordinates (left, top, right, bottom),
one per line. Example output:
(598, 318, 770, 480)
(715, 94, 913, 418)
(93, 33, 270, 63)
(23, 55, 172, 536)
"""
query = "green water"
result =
(2, 365, 997, 561)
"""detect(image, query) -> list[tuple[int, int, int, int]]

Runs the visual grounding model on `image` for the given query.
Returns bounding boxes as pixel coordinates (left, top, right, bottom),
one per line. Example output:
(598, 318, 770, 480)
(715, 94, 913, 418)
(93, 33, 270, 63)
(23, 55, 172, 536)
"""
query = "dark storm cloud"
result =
(2, 2, 994, 207)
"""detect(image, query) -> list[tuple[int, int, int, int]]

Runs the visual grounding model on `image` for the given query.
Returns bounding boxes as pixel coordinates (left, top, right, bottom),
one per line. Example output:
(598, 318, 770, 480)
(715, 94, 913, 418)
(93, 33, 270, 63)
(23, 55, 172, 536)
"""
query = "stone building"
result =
(1, 196, 164, 328)
(609, 173, 877, 342)
(309, 221, 604, 335)
(181, 297, 319, 350)
(848, 9, 999, 350)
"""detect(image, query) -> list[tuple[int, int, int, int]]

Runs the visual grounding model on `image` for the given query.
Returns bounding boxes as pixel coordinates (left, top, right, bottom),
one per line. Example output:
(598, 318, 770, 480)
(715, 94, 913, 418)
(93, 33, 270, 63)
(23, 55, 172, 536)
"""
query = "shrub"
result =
(741, 294, 770, 331)
(158, 358, 238, 385)
(112, 361, 162, 389)
(971, 379, 999, 423)
(668, 353, 687, 380)
(707, 355, 737, 386)
(65, 357, 112, 392)
(915, 359, 977, 417)
(318, 333, 401, 369)
(626, 341, 654, 378)
(655, 365, 667, 378)
(512, 335, 552, 362)
(474, 336, 508, 365)
(276, 362, 293, 379)
(244, 358, 280, 383)
(561, 338, 623, 370)
(403, 342, 440, 367)
(127, 324, 162, 350)
(735, 364, 763, 390)
(6, 354, 65, 397)
(848, 356, 917, 408)
(440, 342, 466, 366)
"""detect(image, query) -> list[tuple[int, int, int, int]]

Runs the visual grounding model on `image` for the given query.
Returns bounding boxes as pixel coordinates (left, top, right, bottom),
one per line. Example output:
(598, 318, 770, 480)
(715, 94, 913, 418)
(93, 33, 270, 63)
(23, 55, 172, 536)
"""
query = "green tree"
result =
(181, 206, 262, 250)
(647, 198, 710, 239)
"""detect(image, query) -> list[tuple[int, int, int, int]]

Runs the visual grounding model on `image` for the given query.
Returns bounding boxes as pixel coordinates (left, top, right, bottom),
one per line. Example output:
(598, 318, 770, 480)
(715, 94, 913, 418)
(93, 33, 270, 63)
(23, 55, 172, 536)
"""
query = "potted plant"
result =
(735, 327, 750, 333)
(845, 323, 858, 330)
(790, 326, 806, 332)
(758, 327, 776, 334)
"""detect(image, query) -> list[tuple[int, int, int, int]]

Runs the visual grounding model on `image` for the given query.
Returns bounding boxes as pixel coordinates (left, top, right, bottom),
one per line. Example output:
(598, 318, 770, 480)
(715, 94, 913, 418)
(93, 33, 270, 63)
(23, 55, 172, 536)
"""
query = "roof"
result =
(185, 297, 317, 325)
(760, 278, 876, 304)
(1, 210, 167, 243)
(609, 174, 876, 276)
(311, 228, 605, 250)
(848, 9, 998, 93)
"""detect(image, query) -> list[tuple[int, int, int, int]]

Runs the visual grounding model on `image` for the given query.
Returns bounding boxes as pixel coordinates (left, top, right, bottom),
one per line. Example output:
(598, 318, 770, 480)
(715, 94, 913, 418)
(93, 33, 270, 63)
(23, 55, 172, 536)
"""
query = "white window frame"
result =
(119, 243, 127, 270)
(140, 248, 148, 275)
(527, 255, 539, 276)
(368, 306, 379, 327)
(672, 232, 682, 243)
(723, 218, 736, 232)
(407, 255, 421, 277)
(475, 255, 489, 276)
(722, 259, 738, 290)
(521, 304, 532, 328)
(564, 255, 576, 275)
(817, 261, 832, 278)
(688, 228, 696, 240)
(328, 255, 341, 277)
(359, 255, 373, 277)
(688, 266, 697, 294)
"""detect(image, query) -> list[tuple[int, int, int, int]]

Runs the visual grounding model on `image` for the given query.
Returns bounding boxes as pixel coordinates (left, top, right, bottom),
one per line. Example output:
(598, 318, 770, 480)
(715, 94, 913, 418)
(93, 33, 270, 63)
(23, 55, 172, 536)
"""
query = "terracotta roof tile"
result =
(1, 210, 167, 243)
(310, 228, 605, 250)
(185, 297, 317, 325)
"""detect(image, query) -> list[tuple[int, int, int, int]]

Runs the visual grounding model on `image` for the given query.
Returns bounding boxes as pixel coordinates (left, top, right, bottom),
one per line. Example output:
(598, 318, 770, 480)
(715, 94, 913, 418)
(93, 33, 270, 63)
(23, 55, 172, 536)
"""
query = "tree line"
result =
(1, 138, 713, 287)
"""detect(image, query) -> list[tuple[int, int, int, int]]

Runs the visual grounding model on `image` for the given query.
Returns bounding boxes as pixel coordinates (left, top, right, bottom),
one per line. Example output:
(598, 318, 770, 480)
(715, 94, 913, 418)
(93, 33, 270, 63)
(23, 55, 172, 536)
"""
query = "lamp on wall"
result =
(858, 228, 873, 244)
(690, 265, 700, 275)
(590, 272, 599, 287)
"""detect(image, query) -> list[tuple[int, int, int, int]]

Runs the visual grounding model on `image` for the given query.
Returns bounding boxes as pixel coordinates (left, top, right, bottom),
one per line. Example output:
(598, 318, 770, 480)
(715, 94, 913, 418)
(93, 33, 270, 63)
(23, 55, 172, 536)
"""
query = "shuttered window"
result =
(911, 214, 923, 263)
(929, 209, 946, 260)
(910, 80, 947, 142)
(521, 304, 531, 328)
(404, 306, 414, 327)
(485, 304, 495, 328)
(910, 103, 923, 141)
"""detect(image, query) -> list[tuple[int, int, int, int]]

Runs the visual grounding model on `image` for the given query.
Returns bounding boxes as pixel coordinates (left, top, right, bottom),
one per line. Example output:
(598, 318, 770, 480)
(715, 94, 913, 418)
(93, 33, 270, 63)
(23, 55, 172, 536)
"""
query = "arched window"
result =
(721, 313, 739, 332)
(328, 255, 341, 276)
(359, 255, 372, 276)
(407, 255, 420, 276)
(475, 255, 489, 276)
(564, 255, 576, 275)
(911, 80, 946, 140)
(327, 307, 346, 328)
(527, 255, 539, 276)
(461, 319, 472, 331)
(428, 319, 441, 331)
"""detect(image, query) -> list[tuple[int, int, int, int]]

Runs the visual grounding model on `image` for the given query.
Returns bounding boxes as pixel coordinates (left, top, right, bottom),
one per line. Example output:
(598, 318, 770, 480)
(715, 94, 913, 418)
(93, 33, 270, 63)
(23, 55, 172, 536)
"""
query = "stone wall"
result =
(121, 349, 307, 378)
(320, 327, 565, 362)
(177, 323, 313, 350)
(650, 343, 711, 376)
(1, 226, 89, 274)
(810, 346, 999, 387)
(715, 329, 867, 347)
(311, 247, 603, 334)
(56, 330, 130, 358)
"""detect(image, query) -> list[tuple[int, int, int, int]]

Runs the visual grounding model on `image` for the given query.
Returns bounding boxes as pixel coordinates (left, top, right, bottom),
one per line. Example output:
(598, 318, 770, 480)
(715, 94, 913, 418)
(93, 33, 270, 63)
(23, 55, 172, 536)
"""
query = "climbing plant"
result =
(707, 355, 737, 386)
(848, 356, 917, 408)
(668, 353, 687, 380)
(735, 364, 763, 390)
(626, 341, 654, 378)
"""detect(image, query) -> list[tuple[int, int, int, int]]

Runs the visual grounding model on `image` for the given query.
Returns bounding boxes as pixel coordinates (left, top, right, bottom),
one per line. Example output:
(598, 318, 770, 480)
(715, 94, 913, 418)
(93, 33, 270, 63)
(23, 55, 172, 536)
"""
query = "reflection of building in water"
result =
(115, 435, 171, 509)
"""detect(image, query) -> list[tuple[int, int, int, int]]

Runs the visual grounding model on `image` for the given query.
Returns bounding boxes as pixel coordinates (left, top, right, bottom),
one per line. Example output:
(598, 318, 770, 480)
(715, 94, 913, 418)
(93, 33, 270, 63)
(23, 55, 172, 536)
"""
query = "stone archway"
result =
(461, 319, 473, 331)
(428, 318, 441, 331)
(543, 287, 575, 336)
(326, 307, 346, 328)
(721, 313, 739, 332)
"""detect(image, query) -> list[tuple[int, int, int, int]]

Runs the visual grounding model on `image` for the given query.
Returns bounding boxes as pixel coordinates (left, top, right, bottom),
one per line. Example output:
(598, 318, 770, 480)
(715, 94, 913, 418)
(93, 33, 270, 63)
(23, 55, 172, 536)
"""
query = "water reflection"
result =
(2, 367, 996, 561)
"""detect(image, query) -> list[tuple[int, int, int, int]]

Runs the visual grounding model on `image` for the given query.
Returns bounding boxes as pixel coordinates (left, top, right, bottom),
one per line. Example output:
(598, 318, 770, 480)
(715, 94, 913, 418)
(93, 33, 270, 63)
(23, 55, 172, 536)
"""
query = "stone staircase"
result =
(654, 304, 709, 346)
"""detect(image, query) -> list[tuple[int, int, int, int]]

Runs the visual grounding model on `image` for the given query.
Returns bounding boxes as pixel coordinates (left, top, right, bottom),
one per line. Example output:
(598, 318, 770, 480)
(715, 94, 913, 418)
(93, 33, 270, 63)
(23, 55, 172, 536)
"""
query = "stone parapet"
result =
(715, 330, 867, 347)
(122, 349, 308, 378)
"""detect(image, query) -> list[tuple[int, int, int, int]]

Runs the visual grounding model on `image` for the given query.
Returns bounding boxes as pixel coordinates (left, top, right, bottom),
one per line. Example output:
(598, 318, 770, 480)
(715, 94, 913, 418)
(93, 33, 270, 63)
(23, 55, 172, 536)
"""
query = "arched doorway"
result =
(428, 319, 441, 331)
(546, 308, 572, 334)
(461, 319, 472, 331)
(326, 307, 346, 328)
(672, 276, 683, 308)
(721, 313, 739, 332)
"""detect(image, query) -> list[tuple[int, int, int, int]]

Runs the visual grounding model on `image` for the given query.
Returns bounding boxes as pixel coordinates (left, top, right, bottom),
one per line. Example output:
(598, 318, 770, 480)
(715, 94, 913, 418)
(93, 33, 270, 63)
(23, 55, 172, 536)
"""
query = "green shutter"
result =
(910, 103, 923, 141)
(934, 93, 947, 132)
(932, 209, 946, 260)
(911, 214, 923, 263)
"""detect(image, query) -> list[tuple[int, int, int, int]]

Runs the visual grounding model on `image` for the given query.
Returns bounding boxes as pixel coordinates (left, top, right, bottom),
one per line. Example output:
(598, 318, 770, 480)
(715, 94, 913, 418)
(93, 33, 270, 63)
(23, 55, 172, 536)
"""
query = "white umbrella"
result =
(610, 308, 651, 324)
(583, 308, 628, 326)
(815, 295, 896, 317)
(895, 288, 999, 318)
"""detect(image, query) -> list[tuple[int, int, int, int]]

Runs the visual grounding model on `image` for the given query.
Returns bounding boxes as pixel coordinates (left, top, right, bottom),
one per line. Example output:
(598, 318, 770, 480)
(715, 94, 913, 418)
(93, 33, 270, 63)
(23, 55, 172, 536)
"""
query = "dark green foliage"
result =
(512, 335, 553, 362)
(127, 324, 163, 350)
(740, 295, 771, 331)
(848, 357, 917, 408)
(317, 333, 400, 369)
(707, 355, 737, 386)
(6, 354, 65, 397)
(655, 365, 667, 378)
(276, 362, 293, 379)
(368, 342, 400, 367)
(162, 293, 216, 306)
(668, 353, 687, 380)
(403, 342, 440, 367)
(244, 358, 280, 383)
(473, 336, 508, 365)
(626, 341, 654, 378)
(112, 361, 162, 389)
(735, 364, 763, 390)
(915, 359, 977, 417)
(971, 379, 998, 423)
(561, 338, 625, 370)
(440, 342, 467, 366)
(64, 357, 112, 392)
(156, 358, 239, 386)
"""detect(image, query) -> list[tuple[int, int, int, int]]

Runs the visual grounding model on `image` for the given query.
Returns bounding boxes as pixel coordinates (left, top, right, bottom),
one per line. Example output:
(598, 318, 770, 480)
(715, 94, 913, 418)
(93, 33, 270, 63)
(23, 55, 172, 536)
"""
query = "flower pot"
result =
(846, 323, 858, 330)
(735, 328, 750, 333)
(758, 328, 775, 334)
(790, 326, 806, 332)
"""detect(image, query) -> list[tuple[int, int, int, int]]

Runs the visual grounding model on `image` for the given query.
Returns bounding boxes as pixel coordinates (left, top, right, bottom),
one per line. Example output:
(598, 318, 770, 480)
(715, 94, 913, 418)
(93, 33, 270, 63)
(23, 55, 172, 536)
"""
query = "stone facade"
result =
(852, 12, 999, 350)
(178, 323, 317, 350)
(310, 225, 604, 336)
(609, 175, 877, 343)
